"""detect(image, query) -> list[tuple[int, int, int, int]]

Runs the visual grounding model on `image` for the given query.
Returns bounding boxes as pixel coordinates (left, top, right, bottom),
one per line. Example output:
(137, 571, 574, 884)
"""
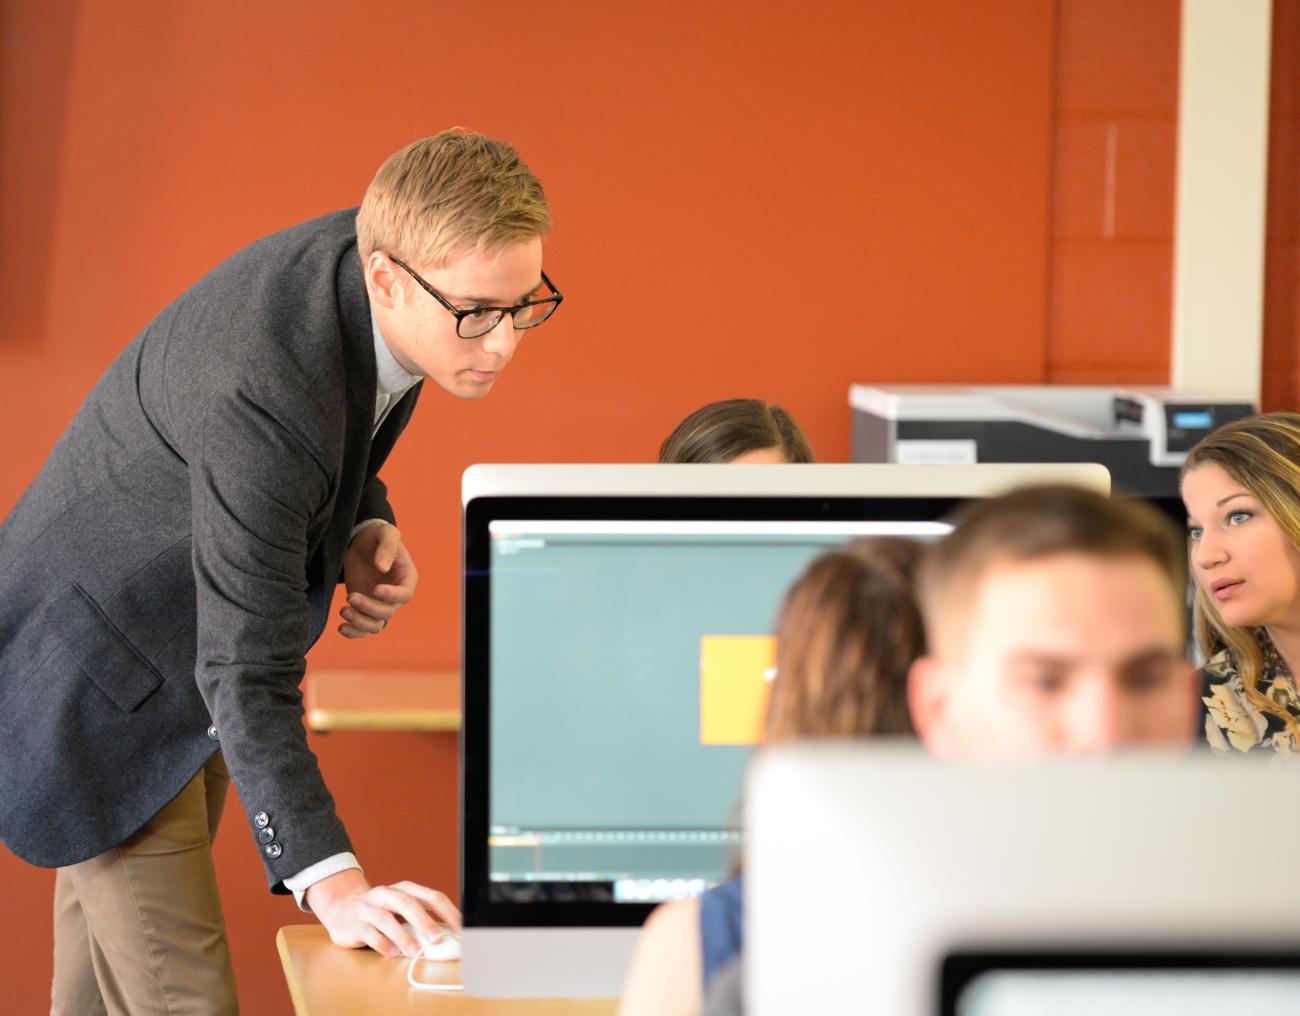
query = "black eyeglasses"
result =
(388, 254, 563, 340)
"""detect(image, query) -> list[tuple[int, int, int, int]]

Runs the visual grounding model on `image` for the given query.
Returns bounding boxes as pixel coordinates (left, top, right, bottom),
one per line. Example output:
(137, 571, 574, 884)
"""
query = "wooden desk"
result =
(304, 669, 461, 733)
(277, 926, 618, 1015)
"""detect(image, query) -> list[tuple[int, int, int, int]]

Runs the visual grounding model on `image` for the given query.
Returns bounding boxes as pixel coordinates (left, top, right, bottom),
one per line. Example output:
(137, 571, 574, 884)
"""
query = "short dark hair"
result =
(918, 485, 1187, 655)
(658, 399, 814, 464)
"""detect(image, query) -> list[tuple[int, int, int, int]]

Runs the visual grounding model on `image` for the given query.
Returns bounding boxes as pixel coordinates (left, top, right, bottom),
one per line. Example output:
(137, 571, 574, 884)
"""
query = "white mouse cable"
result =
(406, 935, 465, 992)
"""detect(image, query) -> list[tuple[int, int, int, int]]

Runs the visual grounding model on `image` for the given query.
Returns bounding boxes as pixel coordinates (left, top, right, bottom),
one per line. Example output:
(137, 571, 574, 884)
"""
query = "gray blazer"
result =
(0, 209, 421, 892)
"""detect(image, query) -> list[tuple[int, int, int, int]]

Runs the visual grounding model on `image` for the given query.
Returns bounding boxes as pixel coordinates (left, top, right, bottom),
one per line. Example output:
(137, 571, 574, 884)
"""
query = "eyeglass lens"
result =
(457, 298, 557, 339)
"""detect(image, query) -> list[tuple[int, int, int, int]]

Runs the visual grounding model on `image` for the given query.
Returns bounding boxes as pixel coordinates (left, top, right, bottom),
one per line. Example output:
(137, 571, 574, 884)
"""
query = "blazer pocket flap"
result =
(50, 584, 164, 712)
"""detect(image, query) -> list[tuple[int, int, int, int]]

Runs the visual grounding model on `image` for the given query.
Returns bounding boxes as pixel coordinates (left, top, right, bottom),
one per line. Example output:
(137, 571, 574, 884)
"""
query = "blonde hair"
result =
(1182, 412, 1300, 743)
(355, 129, 551, 268)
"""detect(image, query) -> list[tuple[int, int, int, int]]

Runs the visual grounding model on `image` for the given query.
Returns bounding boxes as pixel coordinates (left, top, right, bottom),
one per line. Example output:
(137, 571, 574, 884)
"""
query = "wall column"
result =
(1171, 0, 1273, 404)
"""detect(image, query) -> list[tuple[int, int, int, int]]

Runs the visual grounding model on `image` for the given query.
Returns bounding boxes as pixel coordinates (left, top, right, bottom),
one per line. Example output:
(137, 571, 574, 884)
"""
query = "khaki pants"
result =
(50, 753, 239, 1015)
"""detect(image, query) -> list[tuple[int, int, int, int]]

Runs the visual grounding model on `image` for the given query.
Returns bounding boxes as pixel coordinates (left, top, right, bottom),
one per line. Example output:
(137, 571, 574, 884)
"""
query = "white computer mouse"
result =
(416, 932, 461, 963)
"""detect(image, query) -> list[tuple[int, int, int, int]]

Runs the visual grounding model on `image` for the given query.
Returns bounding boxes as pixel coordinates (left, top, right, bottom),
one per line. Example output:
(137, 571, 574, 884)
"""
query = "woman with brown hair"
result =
(618, 537, 924, 1016)
(659, 399, 815, 464)
(1181, 412, 1300, 756)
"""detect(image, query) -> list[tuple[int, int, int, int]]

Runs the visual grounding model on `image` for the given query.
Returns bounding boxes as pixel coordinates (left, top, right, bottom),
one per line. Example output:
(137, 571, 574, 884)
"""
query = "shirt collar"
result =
(371, 313, 421, 396)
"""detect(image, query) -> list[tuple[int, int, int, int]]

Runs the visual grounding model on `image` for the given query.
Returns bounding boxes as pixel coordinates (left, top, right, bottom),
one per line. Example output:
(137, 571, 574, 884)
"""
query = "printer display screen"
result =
(1171, 410, 1213, 430)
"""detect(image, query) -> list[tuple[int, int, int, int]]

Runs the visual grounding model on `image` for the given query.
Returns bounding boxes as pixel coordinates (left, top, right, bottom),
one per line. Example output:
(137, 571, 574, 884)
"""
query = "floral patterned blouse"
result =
(1202, 637, 1300, 757)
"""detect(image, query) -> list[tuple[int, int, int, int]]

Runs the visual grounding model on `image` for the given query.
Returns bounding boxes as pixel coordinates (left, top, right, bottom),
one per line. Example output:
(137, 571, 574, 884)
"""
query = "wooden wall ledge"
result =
(303, 669, 460, 733)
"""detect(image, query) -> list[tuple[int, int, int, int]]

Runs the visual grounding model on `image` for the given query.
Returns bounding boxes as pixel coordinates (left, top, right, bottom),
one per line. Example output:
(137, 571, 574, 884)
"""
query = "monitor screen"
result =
(486, 518, 947, 909)
(462, 485, 969, 927)
(943, 952, 1300, 1016)
(460, 463, 1111, 932)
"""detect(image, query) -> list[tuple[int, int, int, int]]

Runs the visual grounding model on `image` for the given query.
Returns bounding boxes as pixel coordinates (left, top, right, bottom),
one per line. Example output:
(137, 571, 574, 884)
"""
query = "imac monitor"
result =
(746, 745, 1300, 1016)
(460, 463, 1110, 998)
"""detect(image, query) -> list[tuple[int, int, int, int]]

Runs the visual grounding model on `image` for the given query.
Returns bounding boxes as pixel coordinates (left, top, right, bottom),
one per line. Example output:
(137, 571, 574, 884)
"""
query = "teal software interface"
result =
(485, 519, 947, 904)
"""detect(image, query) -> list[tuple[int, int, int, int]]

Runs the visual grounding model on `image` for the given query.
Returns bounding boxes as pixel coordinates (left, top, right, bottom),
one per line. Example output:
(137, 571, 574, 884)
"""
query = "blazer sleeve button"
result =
(207, 725, 219, 741)
(254, 812, 270, 829)
(258, 827, 275, 844)
(264, 842, 282, 859)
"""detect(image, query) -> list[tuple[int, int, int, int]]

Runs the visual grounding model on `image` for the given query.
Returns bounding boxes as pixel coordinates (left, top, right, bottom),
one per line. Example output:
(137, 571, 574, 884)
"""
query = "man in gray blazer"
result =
(0, 130, 560, 1013)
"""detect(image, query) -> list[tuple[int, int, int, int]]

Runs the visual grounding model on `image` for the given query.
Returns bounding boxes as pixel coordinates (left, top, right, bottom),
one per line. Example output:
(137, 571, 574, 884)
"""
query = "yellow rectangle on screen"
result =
(699, 635, 776, 746)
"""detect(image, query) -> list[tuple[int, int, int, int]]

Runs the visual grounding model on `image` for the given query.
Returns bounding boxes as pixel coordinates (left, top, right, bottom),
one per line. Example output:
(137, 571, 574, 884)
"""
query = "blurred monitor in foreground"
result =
(746, 747, 1300, 1016)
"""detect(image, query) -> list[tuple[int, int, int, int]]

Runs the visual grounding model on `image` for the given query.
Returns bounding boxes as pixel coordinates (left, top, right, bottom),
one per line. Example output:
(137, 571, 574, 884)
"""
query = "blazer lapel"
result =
(305, 244, 376, 644)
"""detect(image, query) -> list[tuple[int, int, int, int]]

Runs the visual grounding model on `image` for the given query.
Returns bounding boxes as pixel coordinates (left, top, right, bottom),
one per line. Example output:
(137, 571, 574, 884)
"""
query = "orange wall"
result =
(1046, 0, 1180, 385)
(0, 1, 1228, 1011)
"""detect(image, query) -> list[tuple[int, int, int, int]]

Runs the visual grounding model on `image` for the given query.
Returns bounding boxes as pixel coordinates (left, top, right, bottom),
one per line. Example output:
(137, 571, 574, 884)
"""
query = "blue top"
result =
(699, 875, 745, 993)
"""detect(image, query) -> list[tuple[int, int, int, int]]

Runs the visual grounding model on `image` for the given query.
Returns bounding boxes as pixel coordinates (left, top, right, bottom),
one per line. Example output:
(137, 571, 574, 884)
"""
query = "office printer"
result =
(850, 385, 1255, 505)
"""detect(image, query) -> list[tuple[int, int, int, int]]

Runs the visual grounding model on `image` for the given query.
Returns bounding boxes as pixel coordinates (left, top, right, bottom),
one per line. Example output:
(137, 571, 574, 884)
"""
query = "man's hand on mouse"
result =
(306, 868, 461, 958)
(340, 521, 417, 639)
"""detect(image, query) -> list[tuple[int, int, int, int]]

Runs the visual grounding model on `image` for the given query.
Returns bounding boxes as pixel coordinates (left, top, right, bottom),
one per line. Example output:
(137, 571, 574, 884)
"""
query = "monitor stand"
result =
(460, 927, 641, 998)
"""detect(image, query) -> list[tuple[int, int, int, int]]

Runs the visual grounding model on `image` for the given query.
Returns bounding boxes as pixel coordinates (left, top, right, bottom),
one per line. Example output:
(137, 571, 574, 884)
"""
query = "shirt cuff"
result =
(349, 518, 388, 543)
(282, 852, 363, 912)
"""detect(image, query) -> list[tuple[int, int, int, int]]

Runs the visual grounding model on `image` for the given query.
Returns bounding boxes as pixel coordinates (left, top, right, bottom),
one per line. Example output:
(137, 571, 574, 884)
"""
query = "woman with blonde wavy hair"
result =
(1181, 412, 1300, 756)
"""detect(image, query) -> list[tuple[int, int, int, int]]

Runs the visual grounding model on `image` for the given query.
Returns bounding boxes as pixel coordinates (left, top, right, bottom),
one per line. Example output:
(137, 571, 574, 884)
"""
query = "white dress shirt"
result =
(283, 313, 422, 910)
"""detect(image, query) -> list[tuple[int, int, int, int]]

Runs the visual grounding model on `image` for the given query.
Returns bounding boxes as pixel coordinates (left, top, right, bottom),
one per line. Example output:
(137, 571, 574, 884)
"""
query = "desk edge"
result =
(305, 708, 462, 732)
(275, 926, 311, 1016)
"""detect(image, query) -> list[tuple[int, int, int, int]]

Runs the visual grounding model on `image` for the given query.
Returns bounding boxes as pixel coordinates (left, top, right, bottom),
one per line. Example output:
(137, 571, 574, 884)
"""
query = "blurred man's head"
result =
(909, 485, 1198, 756)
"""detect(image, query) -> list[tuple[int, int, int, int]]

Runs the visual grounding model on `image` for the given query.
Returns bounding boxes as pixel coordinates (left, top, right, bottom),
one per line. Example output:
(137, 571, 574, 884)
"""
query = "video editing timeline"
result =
(487, 519, 950, 907)
(487, 825, 742, 904)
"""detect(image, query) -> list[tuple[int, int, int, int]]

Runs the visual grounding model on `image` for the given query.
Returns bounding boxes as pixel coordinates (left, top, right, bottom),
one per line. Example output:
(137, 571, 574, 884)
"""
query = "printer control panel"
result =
(1113, 392, 1255, 466)
(1163, 402, 1253, 453)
